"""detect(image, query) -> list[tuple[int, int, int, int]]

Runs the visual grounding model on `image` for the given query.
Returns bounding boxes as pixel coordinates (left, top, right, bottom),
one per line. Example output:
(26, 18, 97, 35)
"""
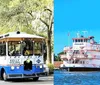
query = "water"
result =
(54, 70, 100, 85)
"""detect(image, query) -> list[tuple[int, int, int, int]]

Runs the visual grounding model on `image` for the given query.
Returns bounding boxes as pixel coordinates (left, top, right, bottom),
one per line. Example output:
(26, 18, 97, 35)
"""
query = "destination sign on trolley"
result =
(9, 59, 20, 64)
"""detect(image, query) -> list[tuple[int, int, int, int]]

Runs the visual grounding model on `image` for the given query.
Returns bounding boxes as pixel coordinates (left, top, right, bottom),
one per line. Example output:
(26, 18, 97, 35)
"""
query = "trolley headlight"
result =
(11, 66, 15, 70)
(16, 66, 20, 69)
(40, 65, 43, 68)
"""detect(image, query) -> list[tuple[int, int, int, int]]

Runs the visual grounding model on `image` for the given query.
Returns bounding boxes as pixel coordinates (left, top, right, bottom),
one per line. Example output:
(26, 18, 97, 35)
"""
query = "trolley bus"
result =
(0, 31, 47, 81)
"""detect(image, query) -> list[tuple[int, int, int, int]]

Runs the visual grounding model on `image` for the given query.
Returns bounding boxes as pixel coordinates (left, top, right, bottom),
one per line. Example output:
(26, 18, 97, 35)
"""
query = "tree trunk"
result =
(39, 9, 53, 64)
(46, 30, 52, 64)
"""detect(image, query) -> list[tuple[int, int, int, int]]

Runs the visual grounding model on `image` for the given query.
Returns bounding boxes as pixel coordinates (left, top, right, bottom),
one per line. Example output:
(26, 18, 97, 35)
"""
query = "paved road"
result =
(0, 76, 53, 85)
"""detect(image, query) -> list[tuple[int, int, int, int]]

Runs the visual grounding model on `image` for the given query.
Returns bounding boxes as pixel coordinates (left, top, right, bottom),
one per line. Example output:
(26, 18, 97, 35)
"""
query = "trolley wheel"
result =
(2, 71, 7, 81)
(33, 77, 39, 81)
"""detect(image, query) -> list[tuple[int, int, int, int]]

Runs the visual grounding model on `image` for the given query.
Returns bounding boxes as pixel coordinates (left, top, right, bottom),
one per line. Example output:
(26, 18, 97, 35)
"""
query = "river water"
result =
(54, 70, 100, 85)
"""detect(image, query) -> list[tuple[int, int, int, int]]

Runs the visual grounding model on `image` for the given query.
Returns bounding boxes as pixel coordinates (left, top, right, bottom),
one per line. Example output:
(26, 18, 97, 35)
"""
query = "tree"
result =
(40, 7, 53, 63)
(0, 0, 53, 63)
(54, 54, 61, 61)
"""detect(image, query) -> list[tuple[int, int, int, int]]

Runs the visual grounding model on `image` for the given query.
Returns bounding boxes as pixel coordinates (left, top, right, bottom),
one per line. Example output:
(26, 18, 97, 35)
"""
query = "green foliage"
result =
(0, 0, 53, 63)
(58, 51, 64, 55)
(47, 63, 54, 72)
(54, 55, 61, 61)
(54, 52, 63, 61)
(0, 0, 53, 34)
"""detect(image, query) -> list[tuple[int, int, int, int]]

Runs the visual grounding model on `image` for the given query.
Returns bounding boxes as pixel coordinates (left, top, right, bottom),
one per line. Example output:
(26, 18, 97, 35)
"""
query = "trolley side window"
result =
(8, 41, 21, 56)
(0, 43, 6, 56)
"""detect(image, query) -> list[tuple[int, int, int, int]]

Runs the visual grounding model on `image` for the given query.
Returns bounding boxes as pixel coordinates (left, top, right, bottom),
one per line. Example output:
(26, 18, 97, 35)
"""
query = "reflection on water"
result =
(54, 70, 100, 85)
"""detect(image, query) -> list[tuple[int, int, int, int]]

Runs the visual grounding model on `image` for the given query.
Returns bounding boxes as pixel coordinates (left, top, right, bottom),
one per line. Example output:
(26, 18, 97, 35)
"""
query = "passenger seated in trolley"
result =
(34, 42, 42, 56)
(23, 45, 31, 56)
(8, 42, 21, 56)
(22, 38, 33, 56)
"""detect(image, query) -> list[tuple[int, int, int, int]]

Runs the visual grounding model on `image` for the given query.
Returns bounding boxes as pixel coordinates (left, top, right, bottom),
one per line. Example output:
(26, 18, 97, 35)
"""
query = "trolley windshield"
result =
(8, 39, 43, 56)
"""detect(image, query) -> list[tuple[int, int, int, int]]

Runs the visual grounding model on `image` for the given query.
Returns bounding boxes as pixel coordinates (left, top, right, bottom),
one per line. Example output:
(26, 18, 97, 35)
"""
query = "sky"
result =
(54, 0, 100, 55)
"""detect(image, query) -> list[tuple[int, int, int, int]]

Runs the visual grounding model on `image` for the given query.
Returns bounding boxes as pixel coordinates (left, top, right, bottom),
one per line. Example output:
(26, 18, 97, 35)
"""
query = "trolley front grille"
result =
(24, 60, 32, 70)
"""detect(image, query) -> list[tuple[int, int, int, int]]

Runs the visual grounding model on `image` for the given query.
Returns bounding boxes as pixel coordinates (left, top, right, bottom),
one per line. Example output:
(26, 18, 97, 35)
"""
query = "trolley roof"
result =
(0, 31, 44, 39)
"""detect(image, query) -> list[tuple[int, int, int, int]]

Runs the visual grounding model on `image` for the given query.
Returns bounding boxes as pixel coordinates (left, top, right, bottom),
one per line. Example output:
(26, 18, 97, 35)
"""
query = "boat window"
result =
(81, 39, 83, 42)
(75, 59, 79, 63)
(84, 39, 87, 42)
(75, 39, 77, 42)
(8, 41, 21, 56)
(80, 61, 82, 64)
(83, 39, 84, 42)
(78, 39, 80, 42)
(83, 61, 85, 64)
(87, 39, 90, 42)
(80, 60, 85, 64)
(74, 50, 79, 54)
